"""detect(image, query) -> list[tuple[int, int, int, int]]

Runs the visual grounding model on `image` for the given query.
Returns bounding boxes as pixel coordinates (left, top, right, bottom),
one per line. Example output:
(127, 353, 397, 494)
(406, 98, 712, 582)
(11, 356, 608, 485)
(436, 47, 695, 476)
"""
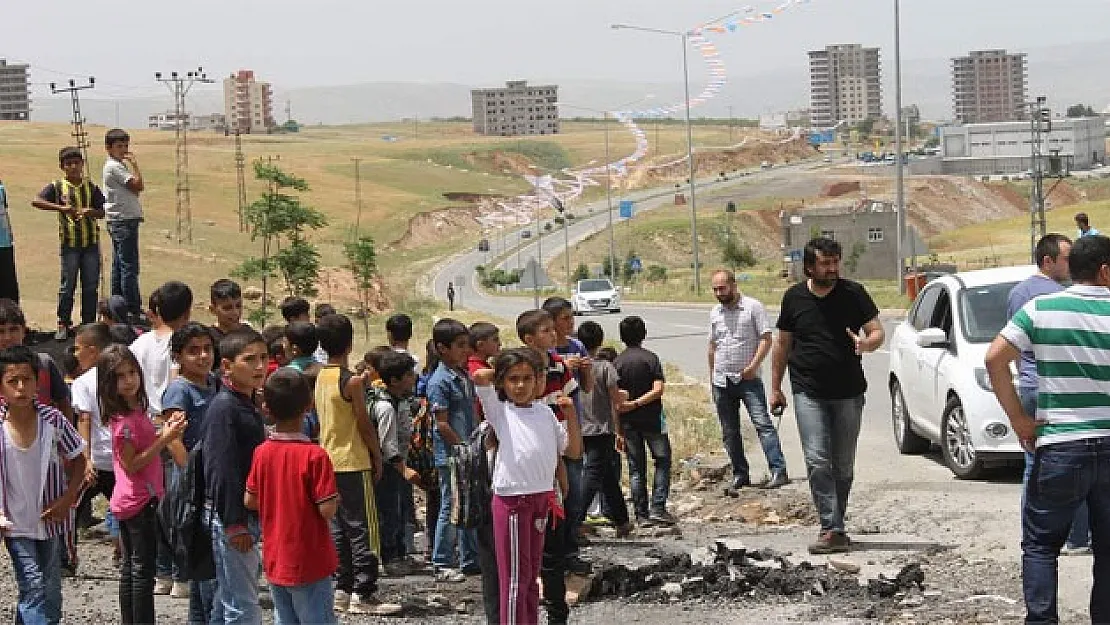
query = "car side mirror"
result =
(916, 327, 948, 348)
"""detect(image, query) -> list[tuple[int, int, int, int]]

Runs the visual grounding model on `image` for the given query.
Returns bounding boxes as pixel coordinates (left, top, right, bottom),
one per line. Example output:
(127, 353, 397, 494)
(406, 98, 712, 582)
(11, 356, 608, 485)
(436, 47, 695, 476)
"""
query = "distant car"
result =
(477, 238, 490, 252)
(760, 161, 772, 169)
(520, 230, 532, 239)
(823, 155, 833, 163)
(571, 278, 621, 315)
(887, 265, 1034, 479)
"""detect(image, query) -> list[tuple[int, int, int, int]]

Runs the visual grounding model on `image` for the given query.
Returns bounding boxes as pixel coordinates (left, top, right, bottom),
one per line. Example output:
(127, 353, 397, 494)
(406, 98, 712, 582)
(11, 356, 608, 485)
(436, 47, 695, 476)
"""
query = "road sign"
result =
(619, 200, 634, 219)
(630, 256, 643, 273)
(788, 249, 803, 262)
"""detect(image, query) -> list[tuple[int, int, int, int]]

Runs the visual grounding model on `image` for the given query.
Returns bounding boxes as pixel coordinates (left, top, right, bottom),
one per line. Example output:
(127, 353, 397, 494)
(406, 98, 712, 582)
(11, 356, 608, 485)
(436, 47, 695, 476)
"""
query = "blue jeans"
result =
(1019, 387, 1090, 550)
(432, 466, 478, 570)
(57, 245, 100, 326)
(107, 218, 141, 315)
(623, 428, 672, 519)
(4, 536, 62, 625)
(271, 577, 337, 625)
(713, 378, 788, 479)
(793, 392, 865, 533)
(210, 513, 261, 625)
(1022, 436, 1110, 623)
(189, 577, 220, 625)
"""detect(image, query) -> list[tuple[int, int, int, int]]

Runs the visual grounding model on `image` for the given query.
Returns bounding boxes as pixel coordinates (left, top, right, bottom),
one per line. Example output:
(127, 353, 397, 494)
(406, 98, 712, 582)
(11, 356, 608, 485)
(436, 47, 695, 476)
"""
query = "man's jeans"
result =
(623, 428, 672, 519)
(57, 245, 100, 327)
(1019, 387, 1090, 550)
(1022, 436, 1110, 624)
(578, 434, 630, 527)
(271, 577, 338, 625)
(793, 392, 865, 533)
(432, 466, 478, 570)
(712, 378, 788, 480)
(107, 218, 141, 315)
(210, 513, 261, 625)
(4, 535, 62, 625)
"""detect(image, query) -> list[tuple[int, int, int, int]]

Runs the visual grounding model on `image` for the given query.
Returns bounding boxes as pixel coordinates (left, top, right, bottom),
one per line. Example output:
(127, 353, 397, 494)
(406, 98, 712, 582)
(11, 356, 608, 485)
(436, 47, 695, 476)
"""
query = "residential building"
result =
(952, 50, 1028, 123)
(937, 117, 1105, 175)
(148, 111, 189, 131)
(223, 70, 274, 134)
(0, 59, 30, 121)
(191, 113, 227, 132)
(781, 200, 904, 280)
(471, 80, 559, 136)
(808, 44, 882, 128)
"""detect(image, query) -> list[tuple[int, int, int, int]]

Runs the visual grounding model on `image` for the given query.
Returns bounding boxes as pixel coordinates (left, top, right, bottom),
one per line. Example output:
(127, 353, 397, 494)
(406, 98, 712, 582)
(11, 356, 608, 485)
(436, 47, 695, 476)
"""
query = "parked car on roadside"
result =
(571, 278, 621, 315)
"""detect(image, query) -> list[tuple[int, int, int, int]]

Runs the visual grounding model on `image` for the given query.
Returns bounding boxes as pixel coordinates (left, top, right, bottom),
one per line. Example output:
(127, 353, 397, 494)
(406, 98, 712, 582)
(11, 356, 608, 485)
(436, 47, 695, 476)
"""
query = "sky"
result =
(9, 0, 1110, 103)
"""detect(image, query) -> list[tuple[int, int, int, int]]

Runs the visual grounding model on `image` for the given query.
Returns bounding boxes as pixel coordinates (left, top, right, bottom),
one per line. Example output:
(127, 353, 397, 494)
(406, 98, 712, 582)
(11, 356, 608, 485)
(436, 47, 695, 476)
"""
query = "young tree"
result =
(344, 235, 378, 336)
(233, 160, 327, 324)
(573, 263, 591, 282)
(722, 239, 758, 270)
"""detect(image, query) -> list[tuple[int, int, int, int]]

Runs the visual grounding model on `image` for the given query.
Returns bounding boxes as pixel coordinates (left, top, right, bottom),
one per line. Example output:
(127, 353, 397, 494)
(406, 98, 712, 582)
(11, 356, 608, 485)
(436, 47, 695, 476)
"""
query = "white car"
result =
(572, 278, 621, 315)
(887, 265, 1034, 479)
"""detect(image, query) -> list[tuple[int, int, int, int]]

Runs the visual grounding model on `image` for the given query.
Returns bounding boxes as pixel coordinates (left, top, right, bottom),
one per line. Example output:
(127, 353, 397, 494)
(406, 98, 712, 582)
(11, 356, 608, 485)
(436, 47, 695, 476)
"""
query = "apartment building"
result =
(952, 50, 1028, 124)
(223, 70, 274, 134)
(0, 59, 31, 121)
(808, 44, 882, 128)
(471, 80, 559, 136)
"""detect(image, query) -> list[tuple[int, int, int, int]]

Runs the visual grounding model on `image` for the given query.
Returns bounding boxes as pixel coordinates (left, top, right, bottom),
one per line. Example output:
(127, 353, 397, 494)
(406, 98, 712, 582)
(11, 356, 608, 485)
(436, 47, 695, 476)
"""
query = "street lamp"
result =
(612, 21, 721, 295)
(894, 0, 907, 291)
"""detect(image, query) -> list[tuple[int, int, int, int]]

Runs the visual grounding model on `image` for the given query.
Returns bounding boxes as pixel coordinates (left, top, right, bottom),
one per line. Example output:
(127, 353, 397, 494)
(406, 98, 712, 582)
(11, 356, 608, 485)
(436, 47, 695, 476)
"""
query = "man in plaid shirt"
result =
(708, 269, 788, 496)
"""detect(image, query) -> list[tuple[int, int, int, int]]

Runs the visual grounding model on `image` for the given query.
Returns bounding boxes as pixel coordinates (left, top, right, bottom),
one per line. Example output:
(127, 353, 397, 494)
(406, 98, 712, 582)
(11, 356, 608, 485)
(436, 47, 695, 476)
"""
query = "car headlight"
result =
(974, 368, 993, 392)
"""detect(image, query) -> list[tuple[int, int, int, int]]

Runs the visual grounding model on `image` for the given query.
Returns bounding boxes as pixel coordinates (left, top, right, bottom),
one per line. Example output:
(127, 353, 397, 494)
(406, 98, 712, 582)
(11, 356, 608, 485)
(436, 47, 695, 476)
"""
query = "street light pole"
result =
(681, 32, 702, 295)
(604, 113, 616, 285)
(894, 0, 906, 292)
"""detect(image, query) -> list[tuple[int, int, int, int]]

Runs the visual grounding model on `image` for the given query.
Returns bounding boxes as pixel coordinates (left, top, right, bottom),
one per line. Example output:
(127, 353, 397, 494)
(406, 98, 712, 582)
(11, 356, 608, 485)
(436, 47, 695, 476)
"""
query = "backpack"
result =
(157, 445, 214, 581)
(407, 396, 437, 489)
(450, 422, 496, 530)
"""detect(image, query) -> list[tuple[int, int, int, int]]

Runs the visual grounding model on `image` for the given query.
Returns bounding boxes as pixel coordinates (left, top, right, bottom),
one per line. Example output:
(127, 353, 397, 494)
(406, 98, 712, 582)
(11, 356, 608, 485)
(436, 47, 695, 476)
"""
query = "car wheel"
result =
(890, 379, 930, 454)
(941, 396, 985, 480)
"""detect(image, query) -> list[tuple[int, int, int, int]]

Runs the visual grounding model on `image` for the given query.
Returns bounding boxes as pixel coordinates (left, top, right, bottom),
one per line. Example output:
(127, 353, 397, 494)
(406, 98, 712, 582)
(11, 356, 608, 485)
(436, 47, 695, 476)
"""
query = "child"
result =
(315, 314, 397, 615)
(362, 345, 394, 389)
(160, 321, 220, 619)
(368, 350, 422, 575)
(0, 299, 73, 420)
(312, 303, 336, 364)
(208, 279, 248, 370)
(284, 321, 322, 442)
(412, 339, 441, 562)
(613, 316, 674, 526)
(201, 329, 270, 622)
(426, 319, 479, 582)
(472, 348, 582, 625)
(98, 344, 186, 624)
(245, 369, 340, 625)
(70, 324, 118, 538)
(0, 177, 17, 304)
(0, 345, 87, 625)
(385, 313, 420, 371)
(279, 296, 311, 323)
(574, 321, 633, 537)
(261, 324, 288, 376)
(466, 321, 501, 376)
(102, 129, 145, 320)
(99, 295, 142, 343)
(466, 321, 502, 624)
(32, 146, 106, 339)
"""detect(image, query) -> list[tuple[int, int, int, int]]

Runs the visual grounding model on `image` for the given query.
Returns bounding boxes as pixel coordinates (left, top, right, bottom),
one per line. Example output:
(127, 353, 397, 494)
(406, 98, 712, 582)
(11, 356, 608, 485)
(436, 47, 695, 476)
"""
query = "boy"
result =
(312, 303, 336, 364)
(69, 324, 116, 534)
(279, 296, 311, 323)
(0, 345, 87, 625)
(386, 313, 420, 371)
(102, 129, 145, 320)
(33, 147, 106, 339)
(202, 329, 270, 623)
(261, 324, 288, 376)
(575, 321, 633, 538)
(426, 318, 479, 582)
(0, 299, 72, 420)
(284, 321, 322, 441)
(208, 279, 248, 370)
(245, 369, 340, 625)
(0, 177, 17, 304)
(613, 316, 674, 526)
(369, 351, 422, 575)
(315, 314, 397, 616)
(466, 322, 501, 376)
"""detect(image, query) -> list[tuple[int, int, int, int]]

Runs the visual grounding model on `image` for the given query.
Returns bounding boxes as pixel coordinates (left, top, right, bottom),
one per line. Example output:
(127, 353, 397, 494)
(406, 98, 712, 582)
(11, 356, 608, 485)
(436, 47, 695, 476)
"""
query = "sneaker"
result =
(170, 581, 190, 599)
(1061, 544, 1093, 556)
(648, 509, 679, 526)
(808, 530, 852, 554)
(153, 578, 173, 595)
(334, 589, 351, 613)
(434, 567, 466, 583)
(584, 515, 613, 527)
(348, 594, 403, 616)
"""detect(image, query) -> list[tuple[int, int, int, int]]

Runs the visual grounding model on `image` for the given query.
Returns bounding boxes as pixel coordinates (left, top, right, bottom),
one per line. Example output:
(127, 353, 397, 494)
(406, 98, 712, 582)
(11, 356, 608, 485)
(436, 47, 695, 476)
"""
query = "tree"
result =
(645, 264, 668, 282)
(1067, 104, 1097, 118)
(722, 239, 758, 269)
(844, 241, 867, 275)
(573, 263, 590, 281)
(855, 118, 875, 138)
(344, 235, 378, 336)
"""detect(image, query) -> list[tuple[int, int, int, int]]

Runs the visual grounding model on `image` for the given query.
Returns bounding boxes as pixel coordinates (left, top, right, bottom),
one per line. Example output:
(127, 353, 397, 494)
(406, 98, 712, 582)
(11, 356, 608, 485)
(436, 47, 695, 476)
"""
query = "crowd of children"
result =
(0, 273, 675, 624)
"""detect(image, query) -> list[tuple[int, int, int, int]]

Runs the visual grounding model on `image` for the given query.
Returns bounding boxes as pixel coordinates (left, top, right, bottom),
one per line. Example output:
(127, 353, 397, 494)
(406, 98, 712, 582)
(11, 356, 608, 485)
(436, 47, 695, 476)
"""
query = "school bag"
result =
(157, 445, 214, 581)
(407, 395, 438, 490)
(450, 421, 496, 530)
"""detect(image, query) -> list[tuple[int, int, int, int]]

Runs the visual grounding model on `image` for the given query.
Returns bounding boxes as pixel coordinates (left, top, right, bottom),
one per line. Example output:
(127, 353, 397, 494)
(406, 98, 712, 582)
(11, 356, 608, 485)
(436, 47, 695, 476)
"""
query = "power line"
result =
(155, 67, 214, 244)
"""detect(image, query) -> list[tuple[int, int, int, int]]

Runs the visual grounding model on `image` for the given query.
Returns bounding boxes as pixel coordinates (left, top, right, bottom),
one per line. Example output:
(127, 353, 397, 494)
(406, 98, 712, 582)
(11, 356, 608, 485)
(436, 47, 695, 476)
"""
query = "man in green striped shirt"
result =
(985, 233, 1110, 623)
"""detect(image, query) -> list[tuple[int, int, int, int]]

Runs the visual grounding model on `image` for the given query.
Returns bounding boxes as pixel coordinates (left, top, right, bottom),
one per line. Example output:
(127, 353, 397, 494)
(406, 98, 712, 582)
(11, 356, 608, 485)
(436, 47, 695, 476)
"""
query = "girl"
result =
(98, 344, 186, 625)
(473, 348, 582, 625)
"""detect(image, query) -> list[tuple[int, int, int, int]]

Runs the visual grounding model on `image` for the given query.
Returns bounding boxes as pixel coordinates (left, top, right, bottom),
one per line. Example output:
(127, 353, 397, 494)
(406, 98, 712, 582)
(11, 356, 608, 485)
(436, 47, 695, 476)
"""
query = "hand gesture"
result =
(555, 394, 576, 419)
(846, 328, 864, 355)
(1013, 413, 1040, 453)
(161, 413, 187, 441)
(472, 368, 495, 386)
(770, 388, 788, 414)
(230, 533, 254, 553)
(123, 152, 138, 166)
(41, 493, 75, 524)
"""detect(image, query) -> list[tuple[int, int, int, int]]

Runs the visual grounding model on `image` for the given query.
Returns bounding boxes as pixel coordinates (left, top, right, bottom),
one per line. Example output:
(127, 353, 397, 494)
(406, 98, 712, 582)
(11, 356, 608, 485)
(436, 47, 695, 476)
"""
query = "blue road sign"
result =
(619, 200, 634, 219)
(788, 249, 803, 262)
(630, 256, 643, 272)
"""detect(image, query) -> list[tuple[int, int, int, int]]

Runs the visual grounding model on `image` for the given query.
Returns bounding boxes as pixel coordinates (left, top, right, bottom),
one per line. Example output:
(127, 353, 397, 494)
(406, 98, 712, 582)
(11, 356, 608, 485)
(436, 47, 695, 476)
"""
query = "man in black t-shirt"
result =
(614, 316, 675, 526)
(770, 237, 884, 555)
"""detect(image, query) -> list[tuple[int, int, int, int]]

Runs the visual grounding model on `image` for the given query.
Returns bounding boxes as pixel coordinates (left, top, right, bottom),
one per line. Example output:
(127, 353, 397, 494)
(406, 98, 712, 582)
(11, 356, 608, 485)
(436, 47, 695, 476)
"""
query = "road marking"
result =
(672, 323, 704, 331)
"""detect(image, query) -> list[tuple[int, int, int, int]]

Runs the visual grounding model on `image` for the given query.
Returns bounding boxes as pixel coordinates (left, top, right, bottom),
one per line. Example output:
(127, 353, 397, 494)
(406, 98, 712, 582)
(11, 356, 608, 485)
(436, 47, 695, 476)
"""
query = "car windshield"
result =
(578, 280, 612, 292)
(958, 281, 1019, 343)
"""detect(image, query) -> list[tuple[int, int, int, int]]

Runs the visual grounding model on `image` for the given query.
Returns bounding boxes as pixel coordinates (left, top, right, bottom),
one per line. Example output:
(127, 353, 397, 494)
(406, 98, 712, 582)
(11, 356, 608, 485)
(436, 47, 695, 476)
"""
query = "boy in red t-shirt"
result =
(245, 368, 341, 625)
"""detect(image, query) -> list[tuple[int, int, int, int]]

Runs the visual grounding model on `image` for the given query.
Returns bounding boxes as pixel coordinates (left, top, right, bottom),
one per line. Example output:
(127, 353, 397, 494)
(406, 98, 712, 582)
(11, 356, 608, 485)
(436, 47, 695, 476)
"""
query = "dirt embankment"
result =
(626, 139, 817, 188)
(463, 150, 537, 176)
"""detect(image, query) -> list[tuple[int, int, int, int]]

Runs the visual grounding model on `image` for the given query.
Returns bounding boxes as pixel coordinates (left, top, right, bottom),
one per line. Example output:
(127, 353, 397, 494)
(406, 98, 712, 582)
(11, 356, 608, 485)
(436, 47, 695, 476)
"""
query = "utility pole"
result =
(50, 78, 95, 180)
(894, 0, 906, 291)
(414, 114, 419, 140)
(1029, 96, 1050, 262)
(156, 67, 214, 244)
(728, 105, 734, 144)
(285, 100, 292, 124)
(352, 157, 363, 237)
(233, 130, 247, 232)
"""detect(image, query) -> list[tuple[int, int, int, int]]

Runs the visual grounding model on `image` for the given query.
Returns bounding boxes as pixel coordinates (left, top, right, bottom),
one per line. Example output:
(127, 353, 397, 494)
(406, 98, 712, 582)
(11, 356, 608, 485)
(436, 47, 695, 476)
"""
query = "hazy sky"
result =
(9, 0, 1110, 100)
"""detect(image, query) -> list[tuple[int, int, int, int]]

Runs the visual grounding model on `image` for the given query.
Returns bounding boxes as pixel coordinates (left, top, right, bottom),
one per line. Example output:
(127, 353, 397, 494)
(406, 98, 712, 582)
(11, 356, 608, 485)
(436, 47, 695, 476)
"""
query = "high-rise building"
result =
(808, 44, 882, 128)
(0, 59, 31, 121)
(223, 70, 274, 134)
(471, 80, 559, 136)
(951, 50, 1028, 124)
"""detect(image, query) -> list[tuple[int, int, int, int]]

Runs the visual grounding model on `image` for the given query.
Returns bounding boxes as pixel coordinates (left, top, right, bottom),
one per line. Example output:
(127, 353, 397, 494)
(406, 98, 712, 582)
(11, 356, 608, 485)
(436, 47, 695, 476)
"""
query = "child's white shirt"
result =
(475, 385, 567, 496)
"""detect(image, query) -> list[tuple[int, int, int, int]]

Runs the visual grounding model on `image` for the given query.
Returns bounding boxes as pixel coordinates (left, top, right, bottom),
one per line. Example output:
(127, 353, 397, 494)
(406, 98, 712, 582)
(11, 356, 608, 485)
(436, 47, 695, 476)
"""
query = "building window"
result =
(868, 227, 884, 243)
(821, 230, 836, 241)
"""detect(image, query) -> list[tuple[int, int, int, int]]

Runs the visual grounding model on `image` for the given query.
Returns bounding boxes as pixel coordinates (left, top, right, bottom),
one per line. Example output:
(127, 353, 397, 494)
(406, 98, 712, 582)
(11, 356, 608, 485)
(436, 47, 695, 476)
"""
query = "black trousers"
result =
(0, 246, 17, 304)
(332, 470, 380, 596)
(119, 500, 158, 625)
(540, 510, 568, 624)
(476, 512, 500, 625)
(77, 469, 116, 529)
(579, 434, 630, 527)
